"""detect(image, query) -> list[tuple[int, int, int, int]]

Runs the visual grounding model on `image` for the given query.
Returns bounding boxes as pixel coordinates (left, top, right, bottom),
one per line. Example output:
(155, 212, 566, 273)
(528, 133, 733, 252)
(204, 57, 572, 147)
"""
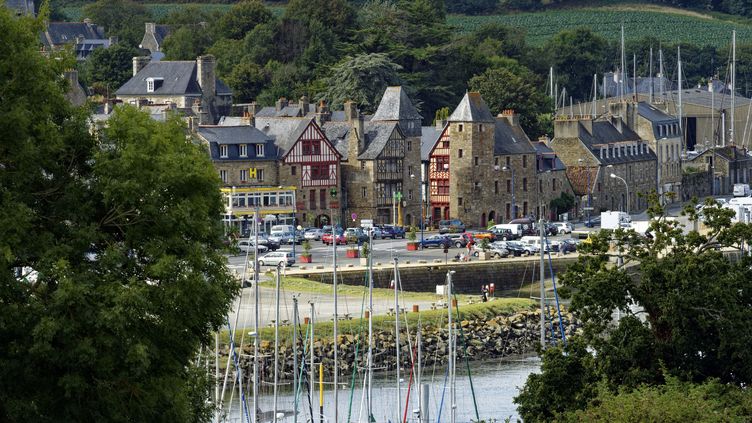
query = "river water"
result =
(220, 355, 540, 423)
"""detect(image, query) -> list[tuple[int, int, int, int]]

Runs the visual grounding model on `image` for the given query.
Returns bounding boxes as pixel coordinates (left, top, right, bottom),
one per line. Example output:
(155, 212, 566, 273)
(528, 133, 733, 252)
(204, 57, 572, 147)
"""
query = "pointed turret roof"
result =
(447, 92, 495, 123)
(371, 86, 422, 121)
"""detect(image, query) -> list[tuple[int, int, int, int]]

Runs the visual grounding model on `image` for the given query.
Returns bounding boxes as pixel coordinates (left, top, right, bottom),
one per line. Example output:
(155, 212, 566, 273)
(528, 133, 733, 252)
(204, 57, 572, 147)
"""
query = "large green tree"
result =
(515, 196, 752, 421)
(468, 65, 553, 137)
(0, 10, 237, 421)
(215, 0, 274, 40)
(318, 52, 404, 112)
(79, 42, 138, 94)
(544, 28, 609, 102)
(162, 25, 214, 60)
(81, 0, 151, 47)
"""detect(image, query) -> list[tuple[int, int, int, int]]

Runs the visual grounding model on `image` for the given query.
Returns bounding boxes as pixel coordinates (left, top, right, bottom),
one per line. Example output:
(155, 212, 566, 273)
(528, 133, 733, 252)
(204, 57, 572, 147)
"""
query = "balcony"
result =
(376, 171, 403, 181)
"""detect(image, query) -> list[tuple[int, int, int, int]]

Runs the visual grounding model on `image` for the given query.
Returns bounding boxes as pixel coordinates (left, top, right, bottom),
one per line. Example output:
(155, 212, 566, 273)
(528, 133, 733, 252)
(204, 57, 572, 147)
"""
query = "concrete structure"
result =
(550, 113, 657, 215)
(427, 93, 538, 227)
(116, 55, 232, 125)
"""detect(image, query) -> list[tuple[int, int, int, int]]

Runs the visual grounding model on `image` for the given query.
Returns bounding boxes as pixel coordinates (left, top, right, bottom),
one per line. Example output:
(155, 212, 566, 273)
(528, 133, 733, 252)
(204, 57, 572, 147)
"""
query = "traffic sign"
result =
(583, 207, 595, 211)
(361, 219, 374, 228)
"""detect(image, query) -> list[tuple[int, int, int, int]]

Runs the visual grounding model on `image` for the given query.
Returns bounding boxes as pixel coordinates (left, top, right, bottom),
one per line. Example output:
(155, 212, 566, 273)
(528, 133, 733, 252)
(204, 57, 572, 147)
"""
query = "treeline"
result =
(75, 0, 751, 139)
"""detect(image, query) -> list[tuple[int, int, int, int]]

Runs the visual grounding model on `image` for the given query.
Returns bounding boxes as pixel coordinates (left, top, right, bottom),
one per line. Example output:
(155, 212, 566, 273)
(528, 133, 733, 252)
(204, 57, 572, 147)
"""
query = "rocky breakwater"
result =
(227, 309, 578, 384)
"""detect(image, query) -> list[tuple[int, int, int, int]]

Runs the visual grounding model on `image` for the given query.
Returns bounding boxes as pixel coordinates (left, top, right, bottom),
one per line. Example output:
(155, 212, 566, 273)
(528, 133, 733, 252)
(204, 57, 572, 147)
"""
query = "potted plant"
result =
(300, 240, 313, 263)
(346, 245, 360, 258)
(359, 242, 370, 266)
(478, 238, 491, 260)
(406, 226, 419, 251)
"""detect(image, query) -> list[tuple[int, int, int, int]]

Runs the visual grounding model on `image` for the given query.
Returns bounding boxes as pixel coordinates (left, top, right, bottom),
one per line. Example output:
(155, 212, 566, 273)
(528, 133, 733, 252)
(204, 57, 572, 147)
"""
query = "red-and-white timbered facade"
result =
(280, 119, 342, 226)
(429, 126, 451, 221)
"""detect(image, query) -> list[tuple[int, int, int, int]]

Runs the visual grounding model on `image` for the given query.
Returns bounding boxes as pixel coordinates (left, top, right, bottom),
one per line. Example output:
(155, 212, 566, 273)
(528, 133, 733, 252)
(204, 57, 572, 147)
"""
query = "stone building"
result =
(683, 145, 752, 197)
(550, 115, 657, 215)
(40, 19, 116, 60)
(631, 101, 683, 204)
(5, 0, 34, 16)
(116, 55, 232, 125)
(139, 23, 171, 58)
(427, 93, 538, 228)
(534, 140, 575, 221)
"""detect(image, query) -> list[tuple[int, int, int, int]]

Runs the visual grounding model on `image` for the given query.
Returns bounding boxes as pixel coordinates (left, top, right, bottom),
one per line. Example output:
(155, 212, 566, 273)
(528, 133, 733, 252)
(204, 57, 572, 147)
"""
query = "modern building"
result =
(116, 55, 232, 125)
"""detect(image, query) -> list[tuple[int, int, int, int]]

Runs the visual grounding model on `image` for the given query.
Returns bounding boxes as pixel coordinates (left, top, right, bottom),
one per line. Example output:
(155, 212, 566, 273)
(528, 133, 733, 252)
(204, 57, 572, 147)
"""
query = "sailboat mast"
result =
(393, 258, 401, 423)
(659, 47, 664, 103)
(273, 265, 281, 422)
(367, 229, 374, 421)
(678, 46, 684, 154)
(539, 219, 546, 349)
(731, 30, 736, 145)
(332, 214, 339, 423)
(620, 25, 625, 100)
(633, 53, 637, 98)
(253, 206, 260, 423)
(416, 316, 423, 423)
(293, 296, 299, 423)
(592, 74, 597, 118)
(309, 302, 315, 422)
(649, 46, 654, 103)
(446, 270, 456, 423)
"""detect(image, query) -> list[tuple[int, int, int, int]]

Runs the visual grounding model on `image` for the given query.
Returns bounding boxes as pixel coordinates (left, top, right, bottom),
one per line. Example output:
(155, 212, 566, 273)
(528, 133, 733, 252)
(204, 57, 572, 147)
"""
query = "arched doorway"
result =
(314, 214, 330, 228)
(406, 214, 412, 226)
(488, 210, 496, 225)
(443, 207, 450, 220)
(480, 212, 486, 228)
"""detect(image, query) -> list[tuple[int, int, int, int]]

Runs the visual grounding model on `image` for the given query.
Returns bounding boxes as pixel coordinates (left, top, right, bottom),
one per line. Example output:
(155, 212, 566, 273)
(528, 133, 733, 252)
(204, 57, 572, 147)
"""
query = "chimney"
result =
(344, 100, 357, 122)
(553, 117, 581, 139)
(356, 113, 365, 153)
(315, 100, 330, 125)
(145, 22, 156, 34)
(132, 56, 150, 76)
(196, 55, 216, 98)
(247, 102, 261, 116)
(299, 96, 309, 114)
(498, 109, 519, 127)
(275, 97, 288, 111)
(435, 119, 446, 130)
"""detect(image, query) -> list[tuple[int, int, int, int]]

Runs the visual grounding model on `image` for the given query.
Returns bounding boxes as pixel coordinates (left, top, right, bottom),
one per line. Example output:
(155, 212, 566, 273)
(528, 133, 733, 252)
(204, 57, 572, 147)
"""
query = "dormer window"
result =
(255, 144, 265, 157)
(146, 77, 163, 93)
(220, 145, 228, 158)
(239, 144, 248, 157)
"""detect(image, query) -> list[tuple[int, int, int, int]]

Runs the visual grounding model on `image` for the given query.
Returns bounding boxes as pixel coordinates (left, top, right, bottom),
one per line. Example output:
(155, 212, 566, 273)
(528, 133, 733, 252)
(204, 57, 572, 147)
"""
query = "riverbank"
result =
(220, 305, 578, 383)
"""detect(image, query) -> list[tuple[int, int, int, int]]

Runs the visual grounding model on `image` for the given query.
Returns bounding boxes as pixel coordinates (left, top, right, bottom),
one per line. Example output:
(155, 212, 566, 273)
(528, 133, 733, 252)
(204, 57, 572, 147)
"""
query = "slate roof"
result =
(255, 106, 307, 118)
(602, 72, 675, 98)
(574, 120, 656, 165)
(534, 142, 566, 172)
(372, 86, 422, 122)
(664, 89, 752, 109)
(420, 125, 442, 162)
(637, 101, 676, 123)
(358, 122, 400, 160)
(115, 61, 232, 96)
(41, 22, 106, 48)
(493, 118, 536, 155)
(448, 92, 495, 123)
(321, 121, 352, 159)
(5, 0, 33, 15)
(198, 125, 271, 145)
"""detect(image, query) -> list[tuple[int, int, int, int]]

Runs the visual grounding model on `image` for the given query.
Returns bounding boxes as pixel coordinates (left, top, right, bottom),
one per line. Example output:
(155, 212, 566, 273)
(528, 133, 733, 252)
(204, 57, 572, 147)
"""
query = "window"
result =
(523, 178, 528, 192)
(219, 170, 227, 183)
(291, 166, 297, 175)
(320, 189, 327, 209)
(458, 197, 463, 205)
(361, 161, 366, 170)
(474, 182, 480, 190)
(552, 178, 557, 190)
(311, 164, 329, 180)
(309, 189, 316, 209)
(407, 141, 412, 151)
(220, 144, 228, 158)
(494, 180, 499, 194)
(408, 189, 413, 200)
(458, 149, 463, 158)
(362, 187, 367, 198)
(302, 140, 321, 155)
(255, 144, 265, 157)
(597, 182, 602, 192)
(474, 157, 479, 166)
(479, 124, 484, 132)
(408, 165, 414, 176)
(505, 203, 511, 220)
(505, 156, 511, 167)
(255, 169, 265, 182)
(539, 180, 543, 193)
(523, 201, 528, 216)
(147, 79, 154, 92)
(506, 179, 511, 193)
(239, 144, 248, 157)
(458, 124, 464, 132)
(240, 169, 248, 181)
(522, 156, 527, 168)
(495, 157, 499, 166)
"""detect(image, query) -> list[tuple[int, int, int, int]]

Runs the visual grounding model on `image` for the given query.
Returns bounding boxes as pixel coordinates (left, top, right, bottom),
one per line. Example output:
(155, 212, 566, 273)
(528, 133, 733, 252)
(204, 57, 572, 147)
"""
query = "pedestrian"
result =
(481, 285, 489, 302)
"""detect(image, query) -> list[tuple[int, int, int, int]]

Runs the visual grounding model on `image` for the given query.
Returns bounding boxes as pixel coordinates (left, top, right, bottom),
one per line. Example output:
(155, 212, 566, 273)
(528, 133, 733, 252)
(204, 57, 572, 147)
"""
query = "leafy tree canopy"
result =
(81, 0, 151, 47)
(79, 42, 138, 94)
(284, 0, 356, 40)
(515, 195, 752, 421)
(216, 0, 274, 40)
(318, 52, 403, 113)
(0, 10, 238, 420)
(162, 25, 214, 60)
(544, 27, 609, 102)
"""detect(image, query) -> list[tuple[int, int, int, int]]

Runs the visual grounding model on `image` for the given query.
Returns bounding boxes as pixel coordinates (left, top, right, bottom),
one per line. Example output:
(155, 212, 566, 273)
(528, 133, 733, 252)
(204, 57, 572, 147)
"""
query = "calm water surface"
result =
(221, 355, 540, 423)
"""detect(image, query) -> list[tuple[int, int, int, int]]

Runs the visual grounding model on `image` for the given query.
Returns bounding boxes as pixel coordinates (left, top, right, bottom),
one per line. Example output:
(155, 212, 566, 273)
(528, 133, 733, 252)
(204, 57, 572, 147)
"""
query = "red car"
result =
(322, 232, 347, 245)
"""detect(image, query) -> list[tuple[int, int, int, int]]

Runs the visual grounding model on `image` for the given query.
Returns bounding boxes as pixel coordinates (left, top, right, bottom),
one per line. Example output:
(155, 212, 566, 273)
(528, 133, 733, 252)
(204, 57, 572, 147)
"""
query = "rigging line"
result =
(225, 316, 253, 423)
(451, 294, 480, 422)
(346, 271, 370, 422)
(293, 316, 313, 421)
(435, 363, 450, 423)
(396, 264, 417, 420)
(543, 235, 567, 344)
(402, 339, 420, 423)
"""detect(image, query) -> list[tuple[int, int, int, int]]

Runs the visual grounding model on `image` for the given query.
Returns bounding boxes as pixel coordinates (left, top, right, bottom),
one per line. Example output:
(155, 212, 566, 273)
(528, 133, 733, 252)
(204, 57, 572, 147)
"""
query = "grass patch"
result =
(61, 3, 284, 22)
(221, 298, 534, 345)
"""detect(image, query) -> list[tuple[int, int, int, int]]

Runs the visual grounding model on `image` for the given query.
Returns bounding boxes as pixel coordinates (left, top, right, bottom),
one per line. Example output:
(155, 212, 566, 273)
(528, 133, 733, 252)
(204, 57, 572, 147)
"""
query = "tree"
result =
(516, 196, 752, 420)
(0, 10, 237, 420)
(550, 192, 575, 218)
(81, 0, 151, 47)
(318, 53, 404, 113)
(468, 65, 552, 137)
(215, 0, 274, 40)
(544, 28, 609, 102)
(226, 59, 268, 102)
(79, 42, 138, 94)
(162, 25, 213, 60)
(284, 0, 355, 40)
(446, 0, 497, 15)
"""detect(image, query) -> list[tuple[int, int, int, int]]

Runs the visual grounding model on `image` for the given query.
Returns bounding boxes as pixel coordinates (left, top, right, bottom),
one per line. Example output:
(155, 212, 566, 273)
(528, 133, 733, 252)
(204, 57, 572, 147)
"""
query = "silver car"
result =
(304, 228, 324, 241)
(237, 240, 268, 254)
(258, 251, 295, 267)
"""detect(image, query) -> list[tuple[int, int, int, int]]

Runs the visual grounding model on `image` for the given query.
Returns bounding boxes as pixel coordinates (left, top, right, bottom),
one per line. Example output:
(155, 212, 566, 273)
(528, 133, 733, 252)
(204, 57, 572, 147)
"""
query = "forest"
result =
(71, 0, 750, 139)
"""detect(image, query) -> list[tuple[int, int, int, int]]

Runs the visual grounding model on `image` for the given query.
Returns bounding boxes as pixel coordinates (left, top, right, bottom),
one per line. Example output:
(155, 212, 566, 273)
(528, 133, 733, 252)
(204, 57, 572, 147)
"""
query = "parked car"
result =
(545, 223, 558, 236)
(255, 234, 280, 251)
(258, 251, 295, 267)
(445, 233, 468, 248)
(237, 240, 268, 254)
(584, 216, 601, 228)
(438, 219, 465, 234)
(506, 240, 538, 256)
(509, 218, 537, 236)
(304, 228, 324, 241)
(493, 241, 523, 257)
(466, 229, 496, 241)
(345, 227, 369, 243)
(386, 225, 406, 239)
(322, 230, 348, 245)
(552, 238, 579, 253)
(419, 234, 452, 249)
(366, 226, 383, 239)
(471, 243, 510, 258)
(552, 222, 573, 234)
(490, 227, 518, 241)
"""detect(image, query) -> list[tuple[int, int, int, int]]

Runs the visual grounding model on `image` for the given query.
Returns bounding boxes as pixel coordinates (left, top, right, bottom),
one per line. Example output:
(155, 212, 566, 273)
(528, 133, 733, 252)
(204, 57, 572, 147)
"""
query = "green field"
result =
(61, 3, 284, 22)
(447, 8, 752, 48)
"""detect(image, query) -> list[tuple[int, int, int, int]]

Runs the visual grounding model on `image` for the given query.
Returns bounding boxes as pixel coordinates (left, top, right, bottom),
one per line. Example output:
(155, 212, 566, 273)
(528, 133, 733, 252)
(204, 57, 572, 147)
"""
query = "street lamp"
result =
(610, 173, 630, 214)
(501, 165, 516, 219)
(410, 173, 424, 247)
(578, 158, 592, 227)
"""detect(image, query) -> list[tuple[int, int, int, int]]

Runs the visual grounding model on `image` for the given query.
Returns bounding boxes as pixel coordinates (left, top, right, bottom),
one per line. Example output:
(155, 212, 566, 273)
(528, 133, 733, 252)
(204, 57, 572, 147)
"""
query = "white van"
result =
(519, 235, 554, 253)
(270, 225, 296, 244)
(490, 224, 523, 238)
